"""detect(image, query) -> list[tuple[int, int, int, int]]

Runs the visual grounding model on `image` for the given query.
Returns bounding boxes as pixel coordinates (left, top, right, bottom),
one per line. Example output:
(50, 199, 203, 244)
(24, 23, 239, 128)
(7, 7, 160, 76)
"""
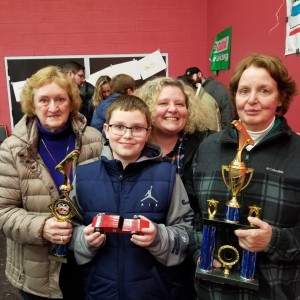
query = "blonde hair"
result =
(135, 77, 209, 135)
(21, 65, 81, 118)
(91, 75, 111, 109)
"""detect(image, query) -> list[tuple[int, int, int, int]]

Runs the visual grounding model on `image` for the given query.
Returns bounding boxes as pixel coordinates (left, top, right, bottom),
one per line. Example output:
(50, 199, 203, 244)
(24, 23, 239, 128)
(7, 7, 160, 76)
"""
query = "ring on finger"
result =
(60, 236, 64, 243)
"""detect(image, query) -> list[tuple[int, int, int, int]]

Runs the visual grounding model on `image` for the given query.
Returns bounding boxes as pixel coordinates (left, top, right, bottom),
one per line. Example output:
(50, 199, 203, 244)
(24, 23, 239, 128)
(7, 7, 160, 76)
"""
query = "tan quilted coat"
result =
(0, 114, 103, 298)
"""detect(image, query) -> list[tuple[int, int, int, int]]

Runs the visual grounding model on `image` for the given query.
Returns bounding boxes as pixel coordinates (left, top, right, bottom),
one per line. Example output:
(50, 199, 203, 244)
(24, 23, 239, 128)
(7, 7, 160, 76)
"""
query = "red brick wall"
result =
(0, 0, 207, 132)
(0, 0, 299, 132)
(207, 0, 300, 132)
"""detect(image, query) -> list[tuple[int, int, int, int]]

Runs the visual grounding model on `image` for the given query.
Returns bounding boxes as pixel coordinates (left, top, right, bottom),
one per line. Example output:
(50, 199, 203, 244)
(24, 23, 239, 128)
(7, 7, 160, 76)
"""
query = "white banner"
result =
(286, 0, 300, 55)
(86, 50, 167, 85)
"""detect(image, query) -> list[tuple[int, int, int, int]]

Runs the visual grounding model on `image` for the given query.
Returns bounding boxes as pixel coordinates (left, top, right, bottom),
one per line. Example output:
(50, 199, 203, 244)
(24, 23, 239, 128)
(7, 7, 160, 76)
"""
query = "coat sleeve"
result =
(0, 143, 50, 246)
(264, 224, 300, 263)
(91, 102, 106, 133)
(69, 178, 99, 265)
(146, 174, 194, 266)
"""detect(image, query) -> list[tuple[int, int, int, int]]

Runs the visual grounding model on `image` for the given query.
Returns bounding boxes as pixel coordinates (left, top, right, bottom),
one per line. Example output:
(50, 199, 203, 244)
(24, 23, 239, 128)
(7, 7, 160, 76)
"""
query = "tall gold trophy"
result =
(222, 120, 254, 223)
(196, 120, 261, 291)
(48, 150, 80, 263)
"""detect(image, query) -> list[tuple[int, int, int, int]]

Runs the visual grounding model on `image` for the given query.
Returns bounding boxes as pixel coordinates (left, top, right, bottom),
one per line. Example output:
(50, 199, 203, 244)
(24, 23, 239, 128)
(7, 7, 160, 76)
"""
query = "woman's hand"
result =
(234, 217, 272, 252)
(83, 224, 106, 248)
(43, 217, 73, 244)
(130, 215, 157, 247)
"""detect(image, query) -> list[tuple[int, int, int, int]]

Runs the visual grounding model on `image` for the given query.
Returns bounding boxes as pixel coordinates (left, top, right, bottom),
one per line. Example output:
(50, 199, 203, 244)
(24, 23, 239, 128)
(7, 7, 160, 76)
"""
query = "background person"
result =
(71, 95, 193, 299)
(88, 75, 111, 121)
(61, 61, 94, 125)
(91, 73, 135, 134)
(0, 66, 103, 300)
(189, 54, 300, 300)
(185, 66, 234, 128)
(177, 74, 221, 131)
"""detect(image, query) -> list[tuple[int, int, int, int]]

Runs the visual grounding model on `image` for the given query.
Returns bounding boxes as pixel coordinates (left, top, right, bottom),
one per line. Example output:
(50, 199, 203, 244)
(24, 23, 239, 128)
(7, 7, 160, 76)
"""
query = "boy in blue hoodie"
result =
(71, 95, 193, 300)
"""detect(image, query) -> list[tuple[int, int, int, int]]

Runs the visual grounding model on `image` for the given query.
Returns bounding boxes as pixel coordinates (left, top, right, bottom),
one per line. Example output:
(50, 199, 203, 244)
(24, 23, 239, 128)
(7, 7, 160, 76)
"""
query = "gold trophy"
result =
(48, 150, 80, 263)
(196, 120, 260, 291)
(222, 120, 254, 223)
(218, 245, 239, 276)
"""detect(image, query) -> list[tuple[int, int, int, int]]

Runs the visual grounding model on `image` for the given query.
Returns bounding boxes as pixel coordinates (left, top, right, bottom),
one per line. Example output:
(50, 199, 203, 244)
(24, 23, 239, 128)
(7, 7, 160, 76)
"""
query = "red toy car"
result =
(92, 213, 150, 234)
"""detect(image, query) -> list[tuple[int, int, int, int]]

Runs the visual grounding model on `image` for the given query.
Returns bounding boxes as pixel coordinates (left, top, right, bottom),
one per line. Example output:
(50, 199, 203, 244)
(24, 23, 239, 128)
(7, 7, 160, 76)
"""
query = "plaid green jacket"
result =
(189, 117, 300, 300)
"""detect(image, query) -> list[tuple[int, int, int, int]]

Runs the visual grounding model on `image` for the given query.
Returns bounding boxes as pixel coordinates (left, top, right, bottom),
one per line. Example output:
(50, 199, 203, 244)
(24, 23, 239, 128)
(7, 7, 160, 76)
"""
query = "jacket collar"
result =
(218, 116, 292, 146)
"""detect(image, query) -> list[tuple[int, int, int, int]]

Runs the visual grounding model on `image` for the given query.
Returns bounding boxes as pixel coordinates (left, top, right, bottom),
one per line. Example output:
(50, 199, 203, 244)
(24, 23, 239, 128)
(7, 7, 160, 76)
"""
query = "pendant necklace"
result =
(41, 135, 72, 165)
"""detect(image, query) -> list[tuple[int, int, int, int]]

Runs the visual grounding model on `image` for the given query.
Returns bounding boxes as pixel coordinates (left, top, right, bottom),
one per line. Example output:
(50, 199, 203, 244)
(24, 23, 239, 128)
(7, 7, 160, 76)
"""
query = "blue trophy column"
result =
(241, 249, 257, 280)
(200, 225, 216, 271)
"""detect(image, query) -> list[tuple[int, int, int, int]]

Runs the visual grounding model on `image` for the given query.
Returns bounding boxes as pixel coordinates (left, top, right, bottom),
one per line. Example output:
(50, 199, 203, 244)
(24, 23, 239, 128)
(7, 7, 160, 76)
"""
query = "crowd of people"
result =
(0, 53, 299, 300)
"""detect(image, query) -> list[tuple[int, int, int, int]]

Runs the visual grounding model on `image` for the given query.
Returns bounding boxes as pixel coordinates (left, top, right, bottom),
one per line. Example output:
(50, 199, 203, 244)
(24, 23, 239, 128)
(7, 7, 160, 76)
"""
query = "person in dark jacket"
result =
(91, 74, 135, 134)
(61, 61, 93, 125)
(188, 54, 300, 300)
(71, 95, 193, 300)
(185, 66, 234, 128)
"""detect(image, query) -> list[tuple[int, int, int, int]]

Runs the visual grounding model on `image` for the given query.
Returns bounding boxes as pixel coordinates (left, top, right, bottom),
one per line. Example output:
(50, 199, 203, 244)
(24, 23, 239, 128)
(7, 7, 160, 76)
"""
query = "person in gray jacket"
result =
(0, 66, 104, 299)
(185, 66, 234, 128)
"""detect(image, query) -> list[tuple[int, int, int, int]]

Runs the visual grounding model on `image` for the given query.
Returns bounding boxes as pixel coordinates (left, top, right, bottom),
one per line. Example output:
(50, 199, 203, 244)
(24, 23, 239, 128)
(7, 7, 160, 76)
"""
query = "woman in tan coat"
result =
(0, 66, 103, 299)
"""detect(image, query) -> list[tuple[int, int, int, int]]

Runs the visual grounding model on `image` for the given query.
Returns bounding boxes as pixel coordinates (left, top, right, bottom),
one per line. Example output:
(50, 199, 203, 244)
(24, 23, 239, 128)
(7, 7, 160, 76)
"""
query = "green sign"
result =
(210, 26, 232, 75)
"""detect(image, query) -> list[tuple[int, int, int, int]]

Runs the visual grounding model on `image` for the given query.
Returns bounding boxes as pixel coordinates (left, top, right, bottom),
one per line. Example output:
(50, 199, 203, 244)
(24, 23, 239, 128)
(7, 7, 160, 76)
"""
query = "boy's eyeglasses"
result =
(108, 124, 149, 137)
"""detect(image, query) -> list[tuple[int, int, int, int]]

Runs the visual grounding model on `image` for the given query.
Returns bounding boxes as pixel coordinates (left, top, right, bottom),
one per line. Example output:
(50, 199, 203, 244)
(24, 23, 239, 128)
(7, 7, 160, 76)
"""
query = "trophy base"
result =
(203, 218, 253, 229)
(48, 253, 68, 264)
(195, 265, 259, 291)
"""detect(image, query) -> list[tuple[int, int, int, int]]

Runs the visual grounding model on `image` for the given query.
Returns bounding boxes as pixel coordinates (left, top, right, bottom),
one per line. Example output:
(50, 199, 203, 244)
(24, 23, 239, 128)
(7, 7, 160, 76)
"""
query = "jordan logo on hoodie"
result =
(140, 186, 158, 207)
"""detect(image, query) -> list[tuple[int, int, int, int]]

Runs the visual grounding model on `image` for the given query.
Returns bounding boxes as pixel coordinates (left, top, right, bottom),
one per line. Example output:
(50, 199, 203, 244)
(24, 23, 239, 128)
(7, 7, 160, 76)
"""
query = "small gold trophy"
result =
(222, 120, 254, 223)
(48, 150, 80, 263)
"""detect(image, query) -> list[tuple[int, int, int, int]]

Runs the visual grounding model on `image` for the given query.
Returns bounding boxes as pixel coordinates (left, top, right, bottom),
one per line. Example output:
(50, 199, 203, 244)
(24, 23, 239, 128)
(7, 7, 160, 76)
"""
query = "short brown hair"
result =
(110, 74, 135, 94)
(106, 95, 151, 127)
(21, 65, 81, 118)
(229, 54, 297, 116)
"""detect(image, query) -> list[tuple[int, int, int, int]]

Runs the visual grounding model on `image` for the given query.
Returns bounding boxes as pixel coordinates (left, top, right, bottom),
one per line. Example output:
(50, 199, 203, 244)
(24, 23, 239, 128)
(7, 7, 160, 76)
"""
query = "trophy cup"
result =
(48, 150, 80, 263)
(196, 120, 261, 291)
(222, 120, 254, 223)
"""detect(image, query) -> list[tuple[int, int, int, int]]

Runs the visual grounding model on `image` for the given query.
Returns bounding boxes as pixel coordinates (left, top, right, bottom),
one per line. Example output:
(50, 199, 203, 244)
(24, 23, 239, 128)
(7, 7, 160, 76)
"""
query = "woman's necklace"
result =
(41, 135, 71, 164)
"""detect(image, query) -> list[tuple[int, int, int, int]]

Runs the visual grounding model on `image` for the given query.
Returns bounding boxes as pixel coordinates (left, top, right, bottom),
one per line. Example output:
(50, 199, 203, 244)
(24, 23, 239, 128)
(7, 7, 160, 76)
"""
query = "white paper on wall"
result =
(137, 50, 167, 80)
(86, 50, 167, 85)
(111, 60, 141, 80)
(11, 80, 26, 102)
(86, 66, 114, 86)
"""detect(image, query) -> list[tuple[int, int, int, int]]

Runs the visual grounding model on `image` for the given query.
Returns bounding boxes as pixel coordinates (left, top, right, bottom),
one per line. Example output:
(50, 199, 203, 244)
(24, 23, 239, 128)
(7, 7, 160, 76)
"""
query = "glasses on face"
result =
(72, 71, 85, 79)
(108, 124, 149, 137)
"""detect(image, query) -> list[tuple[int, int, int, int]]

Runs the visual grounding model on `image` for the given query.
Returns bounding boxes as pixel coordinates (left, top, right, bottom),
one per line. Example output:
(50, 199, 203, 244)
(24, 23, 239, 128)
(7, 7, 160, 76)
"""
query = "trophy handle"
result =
(55, 150, 80, 195)
(222, 165, 231, 190)
(239, 168, 254, 192)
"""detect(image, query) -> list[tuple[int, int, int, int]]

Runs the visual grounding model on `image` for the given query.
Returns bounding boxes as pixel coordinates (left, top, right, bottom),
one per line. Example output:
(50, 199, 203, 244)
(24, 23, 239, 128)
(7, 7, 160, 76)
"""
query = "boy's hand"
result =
(83, 224, 106, 248)
(130, 215, 156, 247)
(234, 217, 272, 252)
